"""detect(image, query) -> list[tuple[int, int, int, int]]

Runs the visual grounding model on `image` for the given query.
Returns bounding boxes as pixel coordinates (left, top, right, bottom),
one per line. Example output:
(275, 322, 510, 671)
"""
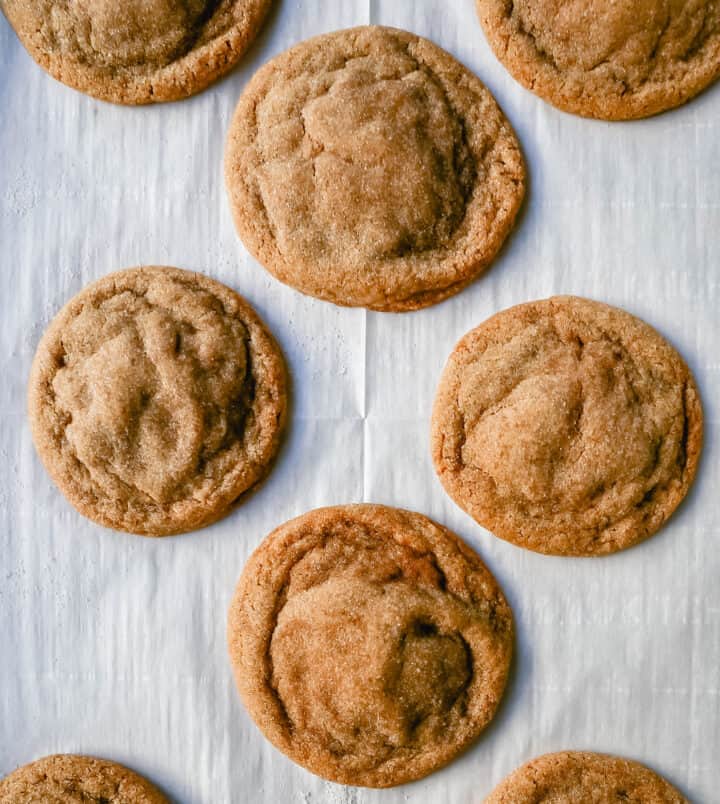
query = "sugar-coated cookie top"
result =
(229, 504, 513, 787)
(226, 26, 525, 311)
(0, 755, 168, 803)
(432, 296, 702, 556)
(476, 0, 720, 119)
(1, 0, 272, 103)
(485, 751, 687, 802)
(29, 266, 287, 535)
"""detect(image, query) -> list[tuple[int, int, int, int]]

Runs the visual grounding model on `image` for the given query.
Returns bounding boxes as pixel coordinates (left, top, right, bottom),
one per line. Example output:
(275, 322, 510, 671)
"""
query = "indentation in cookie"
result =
(229, 506, 513, 785)
(270, 579, 472, 759)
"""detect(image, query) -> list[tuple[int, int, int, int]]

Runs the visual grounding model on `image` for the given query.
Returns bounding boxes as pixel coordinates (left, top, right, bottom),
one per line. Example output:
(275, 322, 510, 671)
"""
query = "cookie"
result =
(475, 0, 720, 120)
(0, 0, 272, 104)
(0, 754, 168, 803)
(431, 296, 702, 556)
(484, 751, 687, 802)
(227, 504, 513, 787)
(28, 266, 287, 536)
(225, 26, 525, 312)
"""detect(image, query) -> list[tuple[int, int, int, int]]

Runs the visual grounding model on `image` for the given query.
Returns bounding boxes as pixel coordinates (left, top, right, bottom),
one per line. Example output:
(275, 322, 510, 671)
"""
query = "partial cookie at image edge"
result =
(0, 754, 169, 803)
(0, 0, 274, 104)
(484, 751, 688, 802)
(474, 0, 720, 120)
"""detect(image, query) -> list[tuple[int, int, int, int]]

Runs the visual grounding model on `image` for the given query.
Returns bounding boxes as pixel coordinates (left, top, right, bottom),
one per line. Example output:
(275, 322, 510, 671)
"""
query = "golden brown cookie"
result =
(475, 0, 720, 120)
(0, 754, 168, 803)
(227, 504, 514, 787)
(484, 751, 687, 802)
(225, 26, 525, 312)
(29, 266, 287, 536)
(0, 0, 272, 104)
(431, 296, 702, 557)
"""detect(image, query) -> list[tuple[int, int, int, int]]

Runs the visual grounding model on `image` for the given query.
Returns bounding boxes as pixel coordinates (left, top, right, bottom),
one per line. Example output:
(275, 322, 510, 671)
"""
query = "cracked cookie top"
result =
(484, 751, 687, 803)
(475, 0, 720, 119)
(0, 755, 168, 803)
(228, 505, 513, 787)
(0, 0, 272, 104)
(431, 297, 702, 556)
(225, 26, 525, 311)
(28, 266, 287, 536)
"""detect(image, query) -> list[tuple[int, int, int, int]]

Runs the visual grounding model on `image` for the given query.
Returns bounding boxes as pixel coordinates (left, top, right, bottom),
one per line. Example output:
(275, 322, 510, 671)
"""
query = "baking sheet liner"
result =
(1, 1, 719, 801)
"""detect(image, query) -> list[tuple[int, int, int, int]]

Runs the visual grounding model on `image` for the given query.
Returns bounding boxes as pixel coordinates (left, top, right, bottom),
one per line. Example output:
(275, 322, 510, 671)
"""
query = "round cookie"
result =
(0, 0, 272, 104)
(29, 266, 287, 536)
(475, 0, 720, 120)
(225, 25, 525, 312)
(0, 754, 168, 803)
(431, 296, 702, 557)
(228, 504, 514, 787)
(484, 751, 687, 802)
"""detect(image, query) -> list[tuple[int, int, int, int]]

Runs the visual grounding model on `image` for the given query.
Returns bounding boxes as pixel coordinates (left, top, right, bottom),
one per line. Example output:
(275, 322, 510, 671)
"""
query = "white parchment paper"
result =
(1, 1, 719, 802)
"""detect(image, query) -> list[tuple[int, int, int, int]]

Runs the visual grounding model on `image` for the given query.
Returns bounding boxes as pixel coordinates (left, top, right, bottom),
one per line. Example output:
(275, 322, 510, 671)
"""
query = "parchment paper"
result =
(1, 1, 719, 802)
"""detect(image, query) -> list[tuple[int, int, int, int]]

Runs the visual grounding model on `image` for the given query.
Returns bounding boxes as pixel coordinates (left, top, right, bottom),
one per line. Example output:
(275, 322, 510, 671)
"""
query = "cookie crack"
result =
(46, 283, 256, 511)
(250, 33, 492, 263)
(453, 323, 690, 539)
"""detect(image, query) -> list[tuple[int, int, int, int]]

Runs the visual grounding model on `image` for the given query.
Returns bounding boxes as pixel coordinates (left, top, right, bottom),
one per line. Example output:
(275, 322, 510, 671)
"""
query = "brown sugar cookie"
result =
(431, 296, 702, 557)
(0, 0, 272, 104)
(0, 754, 168, 803)
(28, 266, 287, 536)
(475, 0, 720, 120)
(225, 26, 525, 312)
(227, 504, 513, 787)
(484, 751, 687, 802)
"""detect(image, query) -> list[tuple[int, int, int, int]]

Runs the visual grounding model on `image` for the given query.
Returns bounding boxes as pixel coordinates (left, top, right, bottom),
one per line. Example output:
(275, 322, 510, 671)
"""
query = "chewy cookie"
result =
(475, 0, 720, 120)
(0, 754, 168, 803)
(29, 266, 287, 536)
(485, 751, 687, 802)
(228, 504, 513, 787)
(225, 26, 525, 311)
(431, 296, 702, 556)
(0, 0, 272, 104)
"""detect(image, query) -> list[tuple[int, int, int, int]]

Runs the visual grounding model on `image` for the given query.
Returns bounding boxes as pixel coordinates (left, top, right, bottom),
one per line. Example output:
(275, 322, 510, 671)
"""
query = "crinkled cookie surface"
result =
(475, 0, 720, 119)
(226, 25, 525, 311)
(432, 296, 702, 556)
(29, 266, 287, 535)
(228, 504, 513, 787)
(1, 0, 272, 103)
